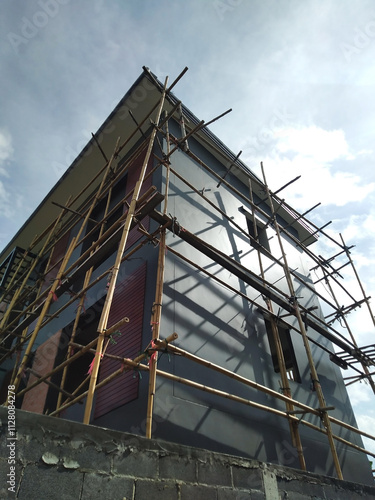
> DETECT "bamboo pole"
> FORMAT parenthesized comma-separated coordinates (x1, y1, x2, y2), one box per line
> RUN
(260, 162, 343, 480)
(82, 79, 169, 425)
(146, 229, 166, 438)
(321, 266, 375, 395)
(56, 183, 116, 411)
(249, 178, 306, 470)
(144, 106, 172, 438)
(162, 111, 171, 216)
(10, 236, 77, 396)
(340, 233, 375, 329)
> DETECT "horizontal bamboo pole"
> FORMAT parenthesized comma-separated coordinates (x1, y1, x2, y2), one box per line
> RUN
(47, 332, 374, 459)
(48, 333, 178, 416)
(158, 342, 375, 444)
(154, 367, 375, 459)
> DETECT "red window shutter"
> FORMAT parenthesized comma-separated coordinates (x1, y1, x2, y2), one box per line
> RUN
(125, 144, 153, 249)
(94, 262, 147, 419)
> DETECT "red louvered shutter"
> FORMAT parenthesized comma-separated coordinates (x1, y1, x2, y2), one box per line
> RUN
(94, 262, 147, 419)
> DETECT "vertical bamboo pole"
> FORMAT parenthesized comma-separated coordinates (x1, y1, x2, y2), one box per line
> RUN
(145, 106, 172, 438)
(10, 236, 77, 396)
(83, 79, 169, 425)
(162, 110, 171, 216)
(340, 233, 375, 329)
(260, 162, 343, 479)
(249, 179, 306, 470)
(56, 187, 116, 411)
(321, 261, 375, 395)
(146, 229, 166, 438)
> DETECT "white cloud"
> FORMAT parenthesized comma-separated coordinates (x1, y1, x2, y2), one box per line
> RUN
(355, 411, 375, 456)
(0, 129, 13, 177)
(246, 125, 375, 210)
(0, 181, 12, 218)
(347, 382, 373, 407)
(275, 126, 351, 163)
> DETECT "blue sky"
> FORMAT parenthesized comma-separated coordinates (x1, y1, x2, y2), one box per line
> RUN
(1, 0, 374, 459)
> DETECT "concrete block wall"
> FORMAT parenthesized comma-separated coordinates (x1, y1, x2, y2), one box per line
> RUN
(0, 407, 374, 499)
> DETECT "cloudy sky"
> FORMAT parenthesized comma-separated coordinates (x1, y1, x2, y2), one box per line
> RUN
(1, 0, 374, 460)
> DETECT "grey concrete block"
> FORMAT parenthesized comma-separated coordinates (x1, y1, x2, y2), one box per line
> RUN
(249, 491, 264, 500)
(280, 492, 313, 500)
(113, 449, 158, 478)
(58, 443, 111, 473)
(232, 466, 263, 490)
(17, 464, 83, 500)
(180, 483, 218, 500)
(277, 478, 325, 499)
(81, 472, 134, 500)
(198, 460, 232, 486)
(17, 435, 50, 464)
(217, 487, 252, 499)
(135, 479, 178, 500)
(323, 484, 365, 500)
(159, 453, 196, 482)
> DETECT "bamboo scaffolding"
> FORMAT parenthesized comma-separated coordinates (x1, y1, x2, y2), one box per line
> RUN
(249, 178, 306, 471)
(320, 266, 375, 394)
(260, 162, 343, 480)
(144, 107, 172, 439)
(56, 178, 117, 411)
(64, 335, 375, 459)
(340, 233, 375, 329)
(154, 339, 375, 445)
(1, 69, 374, 481)
(0, 164, 161, 355)
(10, 137, 121, 397)
(1, 225, 161, 370)
(82, 79, 169, 425)
(153, 367, 375, 459)
(9, 236, 77, 396)
(154, 129, 360, 335)
(174, 146, 365, 355)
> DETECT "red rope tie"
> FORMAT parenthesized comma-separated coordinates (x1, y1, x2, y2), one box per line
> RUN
(87, 353, 104, 375)
(150, 321, 159, 332)
(148, 340, 157, 366)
